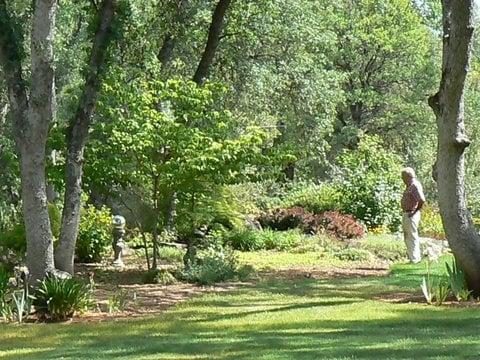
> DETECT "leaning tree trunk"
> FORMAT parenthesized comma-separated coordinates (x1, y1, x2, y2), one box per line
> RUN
(429, 0, 480, 294)
(157, 0, 189, 70)
(56, 0, 116, 274)
(192, 0, 232, 85)
(162, 0, 232, 235)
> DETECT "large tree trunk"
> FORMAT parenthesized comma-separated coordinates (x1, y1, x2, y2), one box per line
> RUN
(192, 0, 232, 85)
(429, 0, 480, 294)
(0, 0, 58, 281)
(24, 0, 58, 281)
(1, 0, 59, 281)
(56, 0, 116, 274)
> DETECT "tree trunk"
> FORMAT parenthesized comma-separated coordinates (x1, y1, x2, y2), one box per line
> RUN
(25, 0, 58, 282)
(192, 0, 232, 85)
(56, 0, 116, 274)
(0, 0, 58, 281)
(19, 143, 55, 281)
(157, 0, 189, 70)
(429, 0, 480, 294)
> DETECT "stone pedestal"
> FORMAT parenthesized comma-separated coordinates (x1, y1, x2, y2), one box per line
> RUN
(112, 215, 126, 267)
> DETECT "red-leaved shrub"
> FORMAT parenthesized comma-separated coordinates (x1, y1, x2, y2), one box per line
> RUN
(315, 211, 365, 239)
(258, 207, 316, 231)
(258, 207, 365, 240)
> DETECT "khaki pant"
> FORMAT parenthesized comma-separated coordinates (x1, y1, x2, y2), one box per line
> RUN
(402, 212, 421, 263)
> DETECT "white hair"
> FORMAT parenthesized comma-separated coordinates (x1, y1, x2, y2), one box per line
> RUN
(401, 167, 416, 178)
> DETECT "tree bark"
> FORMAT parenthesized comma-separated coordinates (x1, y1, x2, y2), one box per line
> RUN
(192, 0, 232, 85)
(157, 0, 189, 70)
(429, 0, 480, 294)
(55, 0, 116, 274)
(0, 0, 58, 282)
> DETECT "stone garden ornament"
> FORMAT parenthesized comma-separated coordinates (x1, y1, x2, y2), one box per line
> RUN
(112, 215, 126, 267)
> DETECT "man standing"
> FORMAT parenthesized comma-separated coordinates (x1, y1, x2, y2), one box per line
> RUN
(401, 167, 425, 263)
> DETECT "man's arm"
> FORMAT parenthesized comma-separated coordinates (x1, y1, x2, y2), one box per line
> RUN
(409, 181, 425, 216)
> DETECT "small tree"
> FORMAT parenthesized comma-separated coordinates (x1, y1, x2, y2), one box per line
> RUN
(87, 78, 270, 269)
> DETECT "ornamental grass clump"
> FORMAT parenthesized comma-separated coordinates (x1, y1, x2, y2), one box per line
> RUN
(35, 276, 93, 321)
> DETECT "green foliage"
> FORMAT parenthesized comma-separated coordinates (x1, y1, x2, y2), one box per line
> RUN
(87, 78, 271, 239)
(181, 247, 238, 285)
(76, 204, 112, 263)
(0, 203, 63, 256)
(334, 247, 373, 262)
(281, 182, 341, 214)
(48, 203, 62, 239)
(107, 289, 130, 313)
(226, 229, 265, 251)
(35, 276, 93, 321)
(226, 229, 302, 252)
(157, 246, 185, 264)
(419, 204, 444, 239)
(359, 236, 406, 262)
(445, 259, 470, 302)
(334, 135, 403, 230)
(0, 268, 9, 319)
(0, 222, 26, 254)
(143, 268, 177, 285)
(432, 281, 450, 306)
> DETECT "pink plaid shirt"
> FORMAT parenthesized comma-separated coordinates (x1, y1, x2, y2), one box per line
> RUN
(401, 179, 425, 213)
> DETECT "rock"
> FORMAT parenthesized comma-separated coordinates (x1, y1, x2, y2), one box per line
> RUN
(420, 237, 450, 261)
(245, 216, 262, 231)
(48, 269, 72, 280)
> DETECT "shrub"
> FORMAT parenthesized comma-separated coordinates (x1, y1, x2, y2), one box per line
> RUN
(107, 289, 129, 313)
(181, 247, 238, 285)
(226, 229, 266, 251)
(157, 246, 185, 264)
(334, 247, 374, 262)
(0, 268, 9, 319)
(281, 182, 341, 213)
(143, 268, 177, 285)
(359, 236, 406, 262)
(0, 203, 61, 256)
(258, 207, 316, 232)
(35, 276, 93, 321)
(419, 204, 445, 239)
(262, 229, 303, 250)
(76, 204, 112, 263)
(0, 222, 26, 254)
(226, 228, 303, 251)
(316, 211, 366, 240)
(334, 135, 402, 231)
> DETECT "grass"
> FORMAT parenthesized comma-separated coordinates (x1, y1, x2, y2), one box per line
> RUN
(2, 256, 480, 359)
(237, 250, 347, 270)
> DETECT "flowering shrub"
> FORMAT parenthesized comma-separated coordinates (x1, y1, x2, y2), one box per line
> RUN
(419, 204, 445, 239)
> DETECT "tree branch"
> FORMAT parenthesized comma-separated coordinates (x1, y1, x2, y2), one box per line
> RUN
(0, 0, 28, 142)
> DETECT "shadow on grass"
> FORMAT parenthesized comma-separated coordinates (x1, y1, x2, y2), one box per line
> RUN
(2, 305, 480, 360)
(3, 254, 477, 360)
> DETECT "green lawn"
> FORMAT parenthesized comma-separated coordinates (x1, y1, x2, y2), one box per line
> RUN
(2, 257, 480, 360)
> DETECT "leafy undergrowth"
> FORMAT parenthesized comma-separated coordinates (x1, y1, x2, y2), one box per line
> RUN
(3, 255, 480, 360)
